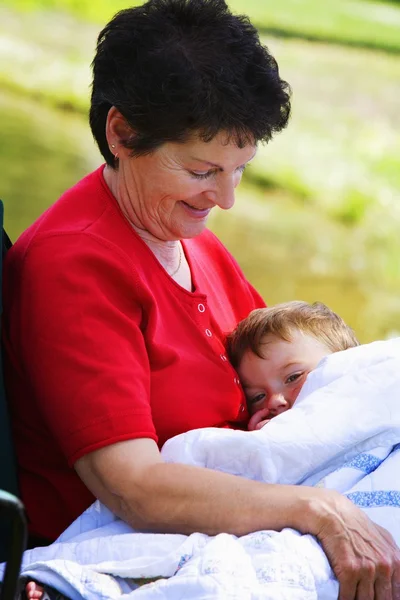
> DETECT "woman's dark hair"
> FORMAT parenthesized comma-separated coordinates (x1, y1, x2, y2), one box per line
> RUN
(90, 0, 291, 167)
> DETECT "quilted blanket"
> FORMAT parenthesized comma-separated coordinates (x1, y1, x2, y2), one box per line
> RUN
(2, 338, 400, 599)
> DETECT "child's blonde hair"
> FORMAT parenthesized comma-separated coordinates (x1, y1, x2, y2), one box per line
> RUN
(227, 301, 359, 368)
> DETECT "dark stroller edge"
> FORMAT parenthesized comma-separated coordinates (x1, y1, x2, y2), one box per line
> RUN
(0, 490, 27, 600)
(0, 203, 71, 599)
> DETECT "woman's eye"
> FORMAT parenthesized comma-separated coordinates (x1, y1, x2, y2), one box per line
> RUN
(249, 393, 265, 405)
(286, 373, 303, 384)
(189, 170, 213, 180)
(190, 165, 246, 180)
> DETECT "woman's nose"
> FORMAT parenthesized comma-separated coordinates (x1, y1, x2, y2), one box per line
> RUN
(216, 176, 236, 210)
(267, 393, 289, 416)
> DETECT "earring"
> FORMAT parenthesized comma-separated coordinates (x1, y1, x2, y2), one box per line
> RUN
(110, 144, 119, 160)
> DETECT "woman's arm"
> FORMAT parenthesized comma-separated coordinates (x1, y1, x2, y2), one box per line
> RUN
(75, 437, 400, 600)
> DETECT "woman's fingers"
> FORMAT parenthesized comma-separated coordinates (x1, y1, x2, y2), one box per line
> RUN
(355, 576, 375, 600)
(393, 565, 400, 600)
(374, 524, 400, 600)
(374, 575, 395, 600)
(313, 492, 400, 600)
(335, 548, 396, 600)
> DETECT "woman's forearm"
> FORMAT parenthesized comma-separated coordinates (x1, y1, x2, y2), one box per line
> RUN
(118, 460, 321, 535)
(76, 437, 328, 536)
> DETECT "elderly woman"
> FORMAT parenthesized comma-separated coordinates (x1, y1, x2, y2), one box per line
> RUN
(3, 1, 400, 599)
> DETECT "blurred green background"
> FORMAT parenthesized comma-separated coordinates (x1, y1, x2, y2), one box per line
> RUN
(1, 0, 400, 342)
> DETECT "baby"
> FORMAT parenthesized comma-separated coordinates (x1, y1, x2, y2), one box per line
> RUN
(227, 300, 359, 431)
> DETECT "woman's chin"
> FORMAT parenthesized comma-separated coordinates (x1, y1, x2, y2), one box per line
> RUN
(176, 220, 209, 240)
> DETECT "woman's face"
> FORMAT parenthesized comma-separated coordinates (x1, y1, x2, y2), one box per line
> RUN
(114, 131, 257, 241)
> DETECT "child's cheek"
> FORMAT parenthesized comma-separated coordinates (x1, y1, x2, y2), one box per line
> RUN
(291, 381, 305, 405)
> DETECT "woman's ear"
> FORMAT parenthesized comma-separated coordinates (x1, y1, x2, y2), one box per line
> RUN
(105, 107, 134, 156)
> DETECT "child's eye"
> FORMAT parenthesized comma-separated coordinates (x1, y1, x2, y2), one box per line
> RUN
(285, 373, 303, 384)
(249, 393, 265, 405)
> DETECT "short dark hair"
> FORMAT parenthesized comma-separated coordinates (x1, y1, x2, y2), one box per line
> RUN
(89, 0, 291, 167)
(227, 301, 360, 368)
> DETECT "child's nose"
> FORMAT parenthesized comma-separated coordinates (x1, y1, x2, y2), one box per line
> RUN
(267, 393, 289, 416)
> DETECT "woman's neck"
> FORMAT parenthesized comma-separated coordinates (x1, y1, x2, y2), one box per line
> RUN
(103, 164, 191, 286)
(104, 164, 181, 275)
(131, 223, 181, 276)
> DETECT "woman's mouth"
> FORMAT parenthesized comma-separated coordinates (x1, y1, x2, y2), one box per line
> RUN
(180, 201, 212, 219)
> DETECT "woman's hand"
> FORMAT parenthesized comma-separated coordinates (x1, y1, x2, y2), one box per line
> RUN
(305, 489, 400, 600)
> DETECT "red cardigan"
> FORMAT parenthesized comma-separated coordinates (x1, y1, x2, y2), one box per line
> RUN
(3, 165, 265, 540)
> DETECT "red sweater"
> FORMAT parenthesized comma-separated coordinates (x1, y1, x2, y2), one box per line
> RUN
(3, 166, 265, 540)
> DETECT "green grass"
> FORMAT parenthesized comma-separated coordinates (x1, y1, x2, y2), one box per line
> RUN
(0, 7, 96, 113)
(4, 0, 400, 53)
(230, 0, 400, 53)
(211, 181, 400, 341)
(0, 90, 98, 237)
(248, 37, 400, 225)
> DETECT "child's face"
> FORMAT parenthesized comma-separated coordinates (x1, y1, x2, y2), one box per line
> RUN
(237, 330, 332, 431)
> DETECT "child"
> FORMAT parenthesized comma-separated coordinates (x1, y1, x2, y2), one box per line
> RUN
(226, 300, 359, 431)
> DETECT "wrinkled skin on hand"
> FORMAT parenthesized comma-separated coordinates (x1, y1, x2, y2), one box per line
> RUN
(312, 491, 400, 600)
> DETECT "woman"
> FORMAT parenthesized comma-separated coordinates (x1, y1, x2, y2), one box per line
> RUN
(3, 1, 400, 599)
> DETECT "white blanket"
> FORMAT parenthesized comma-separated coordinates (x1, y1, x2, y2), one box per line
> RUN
(2, 339, 400, 600)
